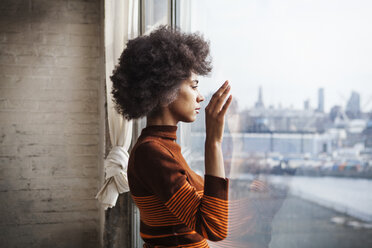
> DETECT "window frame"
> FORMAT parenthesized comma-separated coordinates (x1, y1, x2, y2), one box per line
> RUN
(130, 1, 180, 247)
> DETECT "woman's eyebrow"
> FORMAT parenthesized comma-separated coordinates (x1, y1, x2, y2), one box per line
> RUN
(191, 79, 199, 84)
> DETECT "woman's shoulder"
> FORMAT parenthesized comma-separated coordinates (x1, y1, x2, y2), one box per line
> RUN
(133, 135, 181, 158)
(129, 137, 186, 180)
(134, 137, 173, 156)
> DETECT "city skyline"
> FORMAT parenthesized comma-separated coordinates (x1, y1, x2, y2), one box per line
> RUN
(237, 86, 368, 113)
(189, 0, 372, 113)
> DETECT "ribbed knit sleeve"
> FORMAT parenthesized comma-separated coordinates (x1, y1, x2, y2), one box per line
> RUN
(134, 141, 229, 241)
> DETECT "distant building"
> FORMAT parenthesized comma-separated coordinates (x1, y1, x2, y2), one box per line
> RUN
(363, 119, 372, 148)
(244, 107, 328, 133)
(191, 131, 334, 156)
(317, 88, 324, 113)
(345, 119, 367, 147)
(330, 105, 342, 122)
(346, 91, 361, 119)
(254, 86, 264, 109)
(329, 105, 349, 128)
(304, 99, 310, 110)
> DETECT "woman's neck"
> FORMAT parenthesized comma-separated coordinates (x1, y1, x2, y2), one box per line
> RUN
(146, 109, 178, 127)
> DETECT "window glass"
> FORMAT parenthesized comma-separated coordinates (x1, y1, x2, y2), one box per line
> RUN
(132, 1, 171, 247)
(143, 0, 170, 33)
(179, 0, 372, 247)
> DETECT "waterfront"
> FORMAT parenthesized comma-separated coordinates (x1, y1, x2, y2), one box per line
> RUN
(208, 175, 372, 248)
(270, 195, 372, 248)
(265, 175, 372, 222)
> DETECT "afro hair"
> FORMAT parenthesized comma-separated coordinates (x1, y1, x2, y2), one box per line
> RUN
(110, 25, 212, 120)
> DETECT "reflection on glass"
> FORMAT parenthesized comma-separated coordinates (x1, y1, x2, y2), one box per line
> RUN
(180, 0, 372, 247)
(144, 0, 169, 33)
(134, 1, 170, 247)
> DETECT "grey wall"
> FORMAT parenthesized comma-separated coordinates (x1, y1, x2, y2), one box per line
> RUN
(0, 0, 105, 247)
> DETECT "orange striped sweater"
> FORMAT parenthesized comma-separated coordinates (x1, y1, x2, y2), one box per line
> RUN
(128, 125, 229, 247)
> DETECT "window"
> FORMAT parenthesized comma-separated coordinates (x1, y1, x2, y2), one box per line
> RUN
(131, 0, 372, 247)
(142, 0, 170, 34)
(131, 1, 172, 247)
(177, 0, 372, 247)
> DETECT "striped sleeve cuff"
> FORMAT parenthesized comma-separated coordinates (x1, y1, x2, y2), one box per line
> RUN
(204, 174, 229, 200)
(164, 182, 201, 229)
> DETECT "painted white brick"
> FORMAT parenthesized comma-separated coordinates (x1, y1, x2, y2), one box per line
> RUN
(0, 188, 98, 201)
(0, 99, 7, 108)
(63, 123, 99, 134)
(0, 221, 98, 248)
(0, 44, 99, 57)
(29, 177, 98, 190)
(4, 99, 39, 111)
(69, 23, 100, 35)
(45, 77, 99, 90)
(31, 22, 70, 34)
(0, 0, 103, 246)
(0, 88, 97, 101)
(18, 210, 99, 225)
(67, 1, 99, 12)
(0, 163, 31, 180)
(0, 0, 30, 12)
(0, 178, 31, 191)
(0, 76, 49, 89)
(69, 34, 101, 46)
(31, 0, 68, 12)
(0, 133, 64, 145)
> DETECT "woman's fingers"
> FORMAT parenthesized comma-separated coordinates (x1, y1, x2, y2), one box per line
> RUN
(216, 80, 229, 95)
(207, 80, 231, 113)
(213, 84, 231, 114)
(204, 81, 232, 143)
(219, 94, 233, 117)
(208, 81, 228, 107)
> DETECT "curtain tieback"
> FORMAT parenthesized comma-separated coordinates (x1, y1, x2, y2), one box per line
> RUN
(95, 146, 130, 210)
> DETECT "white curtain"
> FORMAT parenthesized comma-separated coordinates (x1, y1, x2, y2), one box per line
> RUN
(95, 0, 139, 210)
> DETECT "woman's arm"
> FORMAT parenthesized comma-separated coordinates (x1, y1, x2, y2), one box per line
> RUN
(205, 80, 232, 178)
(134, 141, 229, 241)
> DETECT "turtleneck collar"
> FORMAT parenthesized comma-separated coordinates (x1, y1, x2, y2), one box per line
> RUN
(140, 125, 178, 140)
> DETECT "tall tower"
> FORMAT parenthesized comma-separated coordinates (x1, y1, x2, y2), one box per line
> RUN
(346, 91, 361, 119)
(255, 86, 264, 108)
(317, 88, 324, 113)
(304, 99, 310, 110)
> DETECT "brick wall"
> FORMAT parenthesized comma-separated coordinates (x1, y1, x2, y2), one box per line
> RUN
(0, 0, 104, 247)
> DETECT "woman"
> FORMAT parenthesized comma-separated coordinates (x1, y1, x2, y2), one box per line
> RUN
(111, 25, 232, 247)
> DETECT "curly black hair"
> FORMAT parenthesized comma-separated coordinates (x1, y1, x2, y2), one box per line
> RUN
(110, 25, 212, 120)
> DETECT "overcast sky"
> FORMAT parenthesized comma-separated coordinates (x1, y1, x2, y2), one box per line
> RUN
(189, 0, 372, 113)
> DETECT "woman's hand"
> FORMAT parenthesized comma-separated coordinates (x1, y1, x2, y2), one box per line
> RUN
(205, 80, 232, 144)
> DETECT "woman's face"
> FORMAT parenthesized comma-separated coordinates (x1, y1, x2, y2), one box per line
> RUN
(167, 73, 205, 123)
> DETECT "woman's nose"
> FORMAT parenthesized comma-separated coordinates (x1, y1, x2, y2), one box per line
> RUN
(197, 93, 204, 102)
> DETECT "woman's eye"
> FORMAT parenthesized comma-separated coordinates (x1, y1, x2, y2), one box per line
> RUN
(192, 85, 198, 89)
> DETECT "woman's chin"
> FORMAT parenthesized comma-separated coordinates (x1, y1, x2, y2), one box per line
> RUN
(181, 116, 196, 123)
